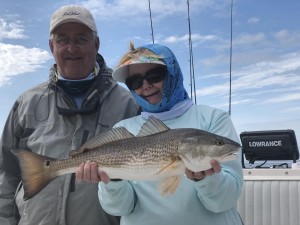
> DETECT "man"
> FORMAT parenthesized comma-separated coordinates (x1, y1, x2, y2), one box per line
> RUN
(0, 5, 138, 225)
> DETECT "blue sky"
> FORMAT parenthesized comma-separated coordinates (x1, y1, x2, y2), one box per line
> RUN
(1, 0, 300, 147)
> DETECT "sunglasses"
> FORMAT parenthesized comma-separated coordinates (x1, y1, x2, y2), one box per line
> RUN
(125, 67, 167, 90)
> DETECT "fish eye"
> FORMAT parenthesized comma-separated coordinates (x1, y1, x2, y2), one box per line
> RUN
(216, 140, 224, 146)
(45, 160, 51, 166)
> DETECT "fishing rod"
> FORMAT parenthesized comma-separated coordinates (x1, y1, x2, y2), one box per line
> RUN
(148, 0, 155, 44)
(147, 0, 197, 104)
(228, 0, 233, 116)
(187, 0, 197, 105)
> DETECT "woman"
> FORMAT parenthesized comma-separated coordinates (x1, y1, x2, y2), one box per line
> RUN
(76, 43, 244, 225)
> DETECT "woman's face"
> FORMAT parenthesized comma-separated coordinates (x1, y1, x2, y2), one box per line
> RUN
(126, 64, 165, 104)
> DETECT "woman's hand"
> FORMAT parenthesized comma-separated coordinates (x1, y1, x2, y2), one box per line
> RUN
(185, 159, 221, 181)
(76, 160, 110, 184)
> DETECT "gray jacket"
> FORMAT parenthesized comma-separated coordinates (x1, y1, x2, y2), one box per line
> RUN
(0, 56, 139, 225)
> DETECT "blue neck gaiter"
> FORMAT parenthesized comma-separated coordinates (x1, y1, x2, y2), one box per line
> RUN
(131, 44, 189, 113)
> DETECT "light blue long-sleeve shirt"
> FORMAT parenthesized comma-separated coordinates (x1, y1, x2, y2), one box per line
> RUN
(98, 105, 244, 225)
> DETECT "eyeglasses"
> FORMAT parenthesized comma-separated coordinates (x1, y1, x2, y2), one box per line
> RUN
(52, 35, 93, 46)
(125, 67, 167, 90)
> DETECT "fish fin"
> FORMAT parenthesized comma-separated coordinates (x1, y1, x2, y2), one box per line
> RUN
(77, 127, 134, 153)
(12, 150, 57, 200)
(155, 159, 184, 194)
(155, 158, 182, 175)
(137, 116, 170, 137)
(69, 147, 89, 157)
(158, 176, 181, 195)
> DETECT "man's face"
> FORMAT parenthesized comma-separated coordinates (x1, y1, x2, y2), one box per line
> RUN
(49, 22, 99, 80)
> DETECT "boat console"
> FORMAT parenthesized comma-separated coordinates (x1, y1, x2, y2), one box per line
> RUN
(240, 129, 299, 168)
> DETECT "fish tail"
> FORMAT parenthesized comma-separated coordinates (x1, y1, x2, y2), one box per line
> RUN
(13, 150, 57, 200)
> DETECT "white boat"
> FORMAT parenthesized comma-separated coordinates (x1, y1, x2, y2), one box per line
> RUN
(238, 129, 299, 225)
(238, 168, 300, 225)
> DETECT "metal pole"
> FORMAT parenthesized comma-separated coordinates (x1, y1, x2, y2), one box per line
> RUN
(187, 0, 197, 105)
(148, 0, 155, 44)
(228, 0, 233, 115)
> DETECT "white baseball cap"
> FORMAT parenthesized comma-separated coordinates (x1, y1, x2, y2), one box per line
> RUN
(50, 5, 97, 34)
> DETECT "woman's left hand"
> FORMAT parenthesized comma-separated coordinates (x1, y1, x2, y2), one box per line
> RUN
(185, 159, 221, 181)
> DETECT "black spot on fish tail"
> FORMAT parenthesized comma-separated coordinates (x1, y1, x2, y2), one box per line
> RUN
(12, 150, 58, 200)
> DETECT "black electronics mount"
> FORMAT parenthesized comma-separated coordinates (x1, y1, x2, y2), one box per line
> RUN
(240, 129, 299, 168)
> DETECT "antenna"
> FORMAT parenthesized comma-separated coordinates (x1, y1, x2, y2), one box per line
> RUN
(187, 0, 197, 105)
(228, 0, 233, 115)
(148, 0, 155, 44)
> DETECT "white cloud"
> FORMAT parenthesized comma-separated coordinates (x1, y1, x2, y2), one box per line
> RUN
(81, 0, 183, 19)
(234, 32, 266, 46)
(0, 18, 26, 40)
(273, 29, 300, 46)
(162, 34, 218, 44)
(0, 43, 51, 86)
(195, 51, 300, 105)
(282, 106, 300, 113)
(80, 0, 229, 20)
(247, 17, 260, 24)
(263, 93, 300, 104)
